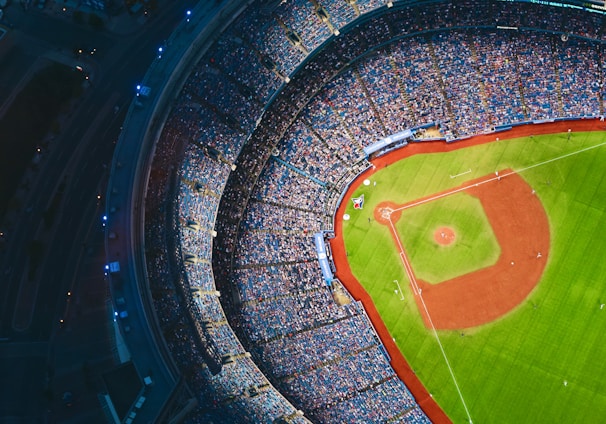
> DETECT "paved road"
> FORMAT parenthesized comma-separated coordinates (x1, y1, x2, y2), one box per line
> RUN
(0, 1, 197, 421)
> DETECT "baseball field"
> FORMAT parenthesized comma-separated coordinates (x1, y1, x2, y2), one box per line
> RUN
(333, 125, 606, 423)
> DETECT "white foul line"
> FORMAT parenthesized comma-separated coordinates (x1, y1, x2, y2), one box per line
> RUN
(388, 212, 474, 423)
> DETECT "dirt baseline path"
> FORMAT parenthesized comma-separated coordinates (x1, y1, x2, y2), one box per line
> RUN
(376, 170, 550, 329)
(329, 119, 606, 423)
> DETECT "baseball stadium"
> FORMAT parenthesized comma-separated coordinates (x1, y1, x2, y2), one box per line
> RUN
(105, 0, 606, 422)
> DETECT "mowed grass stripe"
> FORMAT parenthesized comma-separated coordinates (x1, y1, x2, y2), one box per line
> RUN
(342, 132, 606, 423)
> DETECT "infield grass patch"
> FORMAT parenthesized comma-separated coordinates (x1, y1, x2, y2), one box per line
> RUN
(395, 192, 500, 283)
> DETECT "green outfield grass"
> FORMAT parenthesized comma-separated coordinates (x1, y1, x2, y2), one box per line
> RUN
(342, 132, 606, 423)
(395, 192, 500, 283)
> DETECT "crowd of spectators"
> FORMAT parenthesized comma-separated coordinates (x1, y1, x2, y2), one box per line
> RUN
(557, 38, 602, 117)
(473, 31, 526, 125)
(235, 11, 307, 77)
(293, 27, 603, 143)
(277, 119, 361, 185)
(320, 0, 359, 31)
(137, 1, 606, 422)
(143, 129, 305, 423)
(320, 378, 427, 424)
(251, 159, 330, 213)
(280, 346, 397, 409)
(183, 64, 259, 135)
(255, 313, 378, 379)
(325, 72, 387, 145)
(433, 31, 490, 134)
(274, 0, 334, 52)
(240, 200, 325, 234)
(210, 37, 283, 104)
(515, 33, 561, 120)
(238, 288, 356, 343)
(357, 51, 415, 135)
(233, 261, 324, 303)
(300, 103, 367, 164)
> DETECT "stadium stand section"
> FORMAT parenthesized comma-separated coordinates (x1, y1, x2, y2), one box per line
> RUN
(107, 0, 606, 422)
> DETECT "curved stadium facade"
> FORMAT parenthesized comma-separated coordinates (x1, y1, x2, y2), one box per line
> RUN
(112, 0, 606, 422)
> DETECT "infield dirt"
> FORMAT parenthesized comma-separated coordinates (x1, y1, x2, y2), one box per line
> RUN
(379, 170, 550, 330)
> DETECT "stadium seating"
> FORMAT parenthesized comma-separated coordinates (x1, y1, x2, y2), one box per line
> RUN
(143, 1, 606, 422)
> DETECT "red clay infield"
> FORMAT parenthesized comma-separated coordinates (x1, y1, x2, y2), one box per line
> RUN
(329, 119, 606, 423)
(376, 170, 550, 330)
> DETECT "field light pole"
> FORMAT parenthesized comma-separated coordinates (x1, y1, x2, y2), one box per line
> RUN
(393, 280, 404, 301)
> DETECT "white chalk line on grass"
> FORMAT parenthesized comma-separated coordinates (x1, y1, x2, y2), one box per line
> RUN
(449, 168, 472, 179)
(391, 139, 606, 214)
(388, 215, 474, 423)
(389, 218, 419, 295)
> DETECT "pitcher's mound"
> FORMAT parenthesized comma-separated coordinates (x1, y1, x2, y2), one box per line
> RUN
(434, 227, 456, 246)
